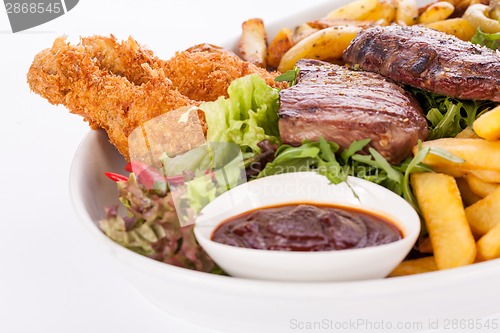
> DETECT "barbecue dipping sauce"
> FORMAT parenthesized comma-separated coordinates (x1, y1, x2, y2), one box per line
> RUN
(211, 203, 402, 251)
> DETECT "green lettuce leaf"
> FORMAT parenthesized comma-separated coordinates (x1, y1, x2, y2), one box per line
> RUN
(200, 74, 281, 156)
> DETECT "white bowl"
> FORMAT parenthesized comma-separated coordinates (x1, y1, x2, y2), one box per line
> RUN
(68, 0, 500, 330)
(194, 172, 420, 282)
(71, 130, 500, 333)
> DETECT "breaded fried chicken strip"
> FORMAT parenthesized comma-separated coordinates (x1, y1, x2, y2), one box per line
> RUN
(163, 44, 286, 102)
(79, 35, 169, 86)
(75, 38, 285, 102)
(27, 36, 286, 160)
(27, 37, 194, 160)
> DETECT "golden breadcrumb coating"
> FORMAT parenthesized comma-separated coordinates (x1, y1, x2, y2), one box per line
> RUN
(163, 43, 286, 101)
(27, 36, 286, 160)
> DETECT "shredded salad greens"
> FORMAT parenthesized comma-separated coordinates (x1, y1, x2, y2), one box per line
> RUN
(99, 73, 495, 273)
(98, 174, 221, 273)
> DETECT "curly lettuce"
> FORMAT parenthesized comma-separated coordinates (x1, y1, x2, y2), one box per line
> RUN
(199, 74, 281, 157)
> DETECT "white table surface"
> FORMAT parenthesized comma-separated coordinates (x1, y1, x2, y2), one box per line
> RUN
(0, 1, 332, 332)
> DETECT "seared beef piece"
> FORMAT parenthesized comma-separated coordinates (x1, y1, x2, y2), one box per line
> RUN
(343, 25, 500, 102)
(278, 59, 428, 164)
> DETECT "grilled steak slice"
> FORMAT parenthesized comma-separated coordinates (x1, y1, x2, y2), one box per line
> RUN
(278, 59, 428, 164)
(343, 25, 500, 102)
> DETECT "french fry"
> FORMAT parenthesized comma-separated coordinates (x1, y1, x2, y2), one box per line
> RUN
(476, 222, 500, 261)
(411, 173, 476, 269)
(466, 174, 499, 198)
(291, 23, 319, 44)
(418, 1, 455, 24)
(278, 25, 362, 72)
(325, 0, 381, 20)
(469, 169, 500, 183)
(465, 186, 500, 236)
(388, 256, 438, 277)
(473, 105, 500, 141)
(415, 138, 500, 176)
(266, 28, 293, 69)
(395, 0, 419, 25)
(455, 126, 480, 139)
(425, 18, 476, 40)
(239, 18, 268, 68)
(455, 177, 482, 206)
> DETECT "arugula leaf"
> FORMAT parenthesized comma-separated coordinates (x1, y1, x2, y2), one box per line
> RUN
(471, 27, 500, 50)
(411, 88, 496, 139)
(427, 99, 463, 139)
(274, 67, 300, 86)
(368, 148, 403, 185)
(257, 143, 321, 178)
(340, 138, 371, 163)
(257, 139, 346, 184)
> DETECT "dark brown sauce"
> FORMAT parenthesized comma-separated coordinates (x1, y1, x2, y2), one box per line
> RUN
(211, 203, 402, 251)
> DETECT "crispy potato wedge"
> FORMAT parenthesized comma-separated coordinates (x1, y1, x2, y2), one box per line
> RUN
(239, 18, 268, 68)
(465, 186, 500, 236)
(364, 0, 397, 22)
(418, 1, 455, 24)
(325, 0, 381, 20)
(466, 174, 499, 198)
(476, 222, 500, 261)
(308, 18, 385, 29)
(473, 105, 500, 141)
(455, 177, 482, 206)
(388, 256, 438, 277)
(266, 28, 293, 69)
(395, 0, 419, 25)
(278, 25, 362, 72)
(291, 23, 319, 44)
(411, 173, 476, 269)
(415, 138, 500, 176)
(425, 18, 476, 40)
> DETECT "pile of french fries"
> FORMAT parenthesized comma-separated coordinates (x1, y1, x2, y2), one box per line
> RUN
(390, 105, 500, 277)
(239, 0, 499, 72)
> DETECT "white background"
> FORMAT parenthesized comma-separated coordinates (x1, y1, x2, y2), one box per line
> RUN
(0, 1, 331, 332)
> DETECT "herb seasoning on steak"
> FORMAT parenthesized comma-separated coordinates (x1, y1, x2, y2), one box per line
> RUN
(343, 25, 500, 102)
(278, 59, 428, 164)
